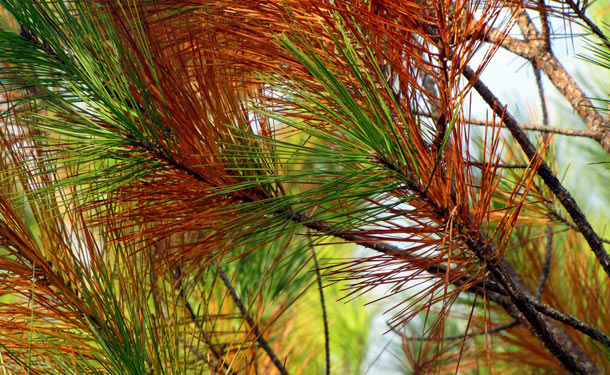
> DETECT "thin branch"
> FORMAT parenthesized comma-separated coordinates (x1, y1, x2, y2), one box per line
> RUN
(550, 209, 610, 244)
(401, 320, 519, 342)
(174, 267, 238, 375)
(415, 110, 601, 139)
(214, 261, 291, 375)
(482, 287, 602, 375)
(525, 291, 610, 348)
(537, 0, 551, 50)
(464, 65, 610, 281)
(532, 26, 552, 300)
(308, 234, 330, 375)
(535, 226, 553, 298)
(469, 161, 529, 169)
(482, 282, 610, 348)
(533, 66, 549, 129)
(473, 119, 599, 138)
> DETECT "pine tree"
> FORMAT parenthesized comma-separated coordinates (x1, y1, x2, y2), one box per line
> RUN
(0, 1, 609, 374)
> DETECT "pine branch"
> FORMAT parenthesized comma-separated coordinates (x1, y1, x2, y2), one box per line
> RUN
(5, 4, 608, 373)
(464, 65, 610, 281)
(482, 286, 601, 375)
(463, 238, 590, 374)
(460, 275, 601, 347)
(121, 131, 609, 360)
(371, 154, 595, 374)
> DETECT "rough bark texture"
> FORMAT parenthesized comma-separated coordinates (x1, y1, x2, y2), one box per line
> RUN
(484, 12, 610, 152)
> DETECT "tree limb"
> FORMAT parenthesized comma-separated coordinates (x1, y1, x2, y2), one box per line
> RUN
(483, 20, 610, 151)
(127, 131, 608, 365)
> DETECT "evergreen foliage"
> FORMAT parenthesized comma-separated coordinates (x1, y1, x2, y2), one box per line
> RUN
(0, 1, 609, 374)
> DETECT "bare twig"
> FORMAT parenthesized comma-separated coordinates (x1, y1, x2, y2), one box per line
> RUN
(415, 110, 601, 139)
(469, 161, 529, 169)
(537, 0, 551, 50)
(525, 292, 610, 348)
(533, 66, 549, 129)
(307, 233, 330, 375)
(532, 26, 552, 300)
(550, 209, 610, 244)
(473, 119, 599, 138)
(214, 261, 291, 375)
(481, 281, 610, 348)
(535, 226, 553, 298)
(173, 267, 238, 375)
(401, 320, 519, 342)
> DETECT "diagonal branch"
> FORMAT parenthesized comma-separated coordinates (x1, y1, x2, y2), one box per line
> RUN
(550, 209, 610, 245)
(127, 134, 609, 357)
(563, 0, 610, 52)
(464, 65, 610, 281)
(214, 261, 290, 375)
(173, 267, 239, 375)
(307, 234, 330, 375)
(537, 0, 551, 50)
(463, 236, 591, 374)
(481, 286, 602, 375)
(371, 155, 595, 374)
